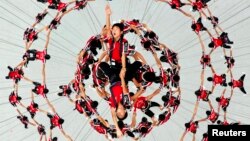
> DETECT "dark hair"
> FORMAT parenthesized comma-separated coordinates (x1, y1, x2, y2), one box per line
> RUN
(203, 133, 208, 138)
(173, 74, 180, 82)
(208, 42, 214, 48)
(194, 121, 198, 125)
(216, 97, 221, 102)
(18, 70, 24, 75)
(143, 72, 156, 82)
(148, 31, 156, 39)
(33, 34, 38, 40)
(175, 99, 180, 105)
(161, 95, 169, 102)
(185, 123, 190, 128)
(47, 113, 53, 118)
(84, 75, 89, 80)
(140, 127, 148, 133)
(90, 47, 98, 56)
(228, 82, 233, 86)
(221, 74, 226, 78)
(191, 24, 196, 30)
(99, 62, 110, 72)
(171, 4, 177, 9)
(45, 54, 50, 60)
(117, 111, 128, 121)
(129, 92, 135, 97)
(222, 83, 227, 87)
(160, 56, 168, 63)
(143, 40, 152, 49)
(230, 58, 235, 64)
(154, 76, 162, 84)
(23, 116, 28, 121)
(217, 120, 222, 125)
(58, 118, 64, 124)
(118, 120, 124, 129)
(91, 101, 98, 109)
(33, 103, 38, 108)
(207, 77, 213, 81)
(93, 119, 100, 124)
(65, 89, 72, 94)
(195, 90, 201, 96)
(58, 93, 63, 96)
(142, 117, 148, 123)
(17, 96, 22, 101)
(203, 57, 209, 63)
(192, 5, 198, 11)
(206, 111, 211, 115)
(52, 137, 58, 141)
(159, 114, 165, 121)
(43, 88, 49, 94)
(112, 23, 124, 31)
(82, 66, 91, 75)
(132, 61, 142, 71)
(61, 8, 67, 13)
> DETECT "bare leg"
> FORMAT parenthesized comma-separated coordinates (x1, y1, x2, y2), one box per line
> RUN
(180, 131, 187, 141)
(197, 118, 207, 123)
(192, 133, 196, 141)
(60, 128, 73, 141)
(198, 33, 205, 52)
(16, 60, 27, 68)
(44, 29, 52, 50)
(79, 83, 86, 98)
(42, 64, 46, 85)
(39, 134, 43, 141)
(178, 9, 194, 20)
(208, 99, 213, 111)
(23, 76, 33, 83)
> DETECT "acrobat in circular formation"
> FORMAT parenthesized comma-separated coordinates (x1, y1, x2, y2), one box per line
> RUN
(5, 0, 246, 141)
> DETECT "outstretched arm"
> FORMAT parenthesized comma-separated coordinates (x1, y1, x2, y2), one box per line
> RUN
(210, 65, 216, 74)
(146, 88, 161, 101)
(111, 108, 123, 138)
(208, 99, 214, 111)
(221, 88, 226, 97)
(130, 112, 137, 128)
(201, 69, 205, 86)
(44, 29, 51, 50)
(120, 69, 129, 94)
(131, 88, 145, 101)
(191, 101, 199, 121)
(155, 0, 169, 3)
(98, 51, 108, 63)
(153, 52, 163, 68)
(133, 51, 147, 65)
(105, 4, 112, 38)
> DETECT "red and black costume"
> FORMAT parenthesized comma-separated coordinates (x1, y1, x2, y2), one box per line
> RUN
(32, 82, 49, 98)
(6, 66, 24, 84)
(9, 91, 22, 107)
(27, 101, 39, 118)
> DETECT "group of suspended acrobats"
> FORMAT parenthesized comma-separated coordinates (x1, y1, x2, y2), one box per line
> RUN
(6, 0, 247, 141)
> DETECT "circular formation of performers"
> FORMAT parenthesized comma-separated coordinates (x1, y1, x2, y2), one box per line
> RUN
(6, 0, 246, 141)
